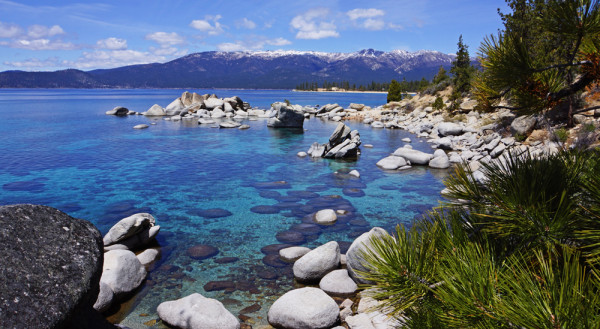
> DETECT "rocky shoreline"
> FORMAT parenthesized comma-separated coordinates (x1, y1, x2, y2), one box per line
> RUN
(8, 89, 597, 329)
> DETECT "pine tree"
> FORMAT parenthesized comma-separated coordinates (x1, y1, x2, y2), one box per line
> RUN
(432, 66, 449, 85)
(387, 79, 402, 102)
(450, 35, 473, 95)
(475, 0, 600, 125)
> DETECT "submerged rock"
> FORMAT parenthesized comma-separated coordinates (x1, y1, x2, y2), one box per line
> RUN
(157, 293, 240, 329)
(314, 209, 337, 224)
(186, 244, 219, 260)
(279, 246, 312, 262)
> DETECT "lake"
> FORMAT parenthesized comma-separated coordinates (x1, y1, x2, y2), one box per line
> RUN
(0, 88, 447, 328)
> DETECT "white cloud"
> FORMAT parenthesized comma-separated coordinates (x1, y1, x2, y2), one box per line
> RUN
(217, 42, 246, 52)
(363, 18, 385, 31)
(27, 24, 64, 38)
(346, 8, 385, 20)
(1, 38, 78, 50)
(4, 57, 60, 68)
(190, 15, 224, 36)
(236, 18, 256, 30)
(96, 37, 127, 50)
(266, 37, 291, 46)
(346, 8, 388, 30)
(67, 49, 166, 69)
(145, 32, 186, 46)
(0, 21, 23, 38)
(216, 37, 292, 52)
(150, 46, 188, 57)
(290, 8, 339, 40)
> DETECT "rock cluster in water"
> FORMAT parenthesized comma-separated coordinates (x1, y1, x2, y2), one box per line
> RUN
(267, 102, 305, 128)
(265, 227, 399, 329)
(307, 122, 361, 158)
(94, 213, 161, 313)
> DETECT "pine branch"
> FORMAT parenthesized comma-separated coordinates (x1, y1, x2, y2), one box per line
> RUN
(574, 105, 600, 114)
(548, 71, 596, 101)
(533, 60, 592, 73)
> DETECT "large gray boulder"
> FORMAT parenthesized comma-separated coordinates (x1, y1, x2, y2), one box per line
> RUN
(100, 249, 146, 297)
(376, 156, 408, 170)
(307, 142, 326, 158)
(429, 151, 451, 169)
(293, 241, 340, 282)
(105, 106, 129, 116)
(103, 213, 158, 250)
(511, 115, 537, 136)
(157, 293, 240, 329)
(346, 227, 390, 283)
(0, 204, 114, 329)
(204, 98, 225, 110)
(437, 122, 464, 136)
(329, 123, 352, 146)
(165, 98, 185, 115)
(392, 147, 433, 165)
(268, 287, 339, 329)
(267, 103, 305, 128)
(319, 269, 358, 296)
(325, 139, 360, 158)
(318, 124, 361, 159)
(145, 104, 166, 116)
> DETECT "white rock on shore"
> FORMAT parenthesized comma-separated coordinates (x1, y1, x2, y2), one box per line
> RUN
(157, 293, 240, 329)
(268, 287, 339, 329)
(293, 241, 340, 282)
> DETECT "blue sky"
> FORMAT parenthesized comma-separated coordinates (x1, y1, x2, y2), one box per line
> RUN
(0, 0, 509, 71)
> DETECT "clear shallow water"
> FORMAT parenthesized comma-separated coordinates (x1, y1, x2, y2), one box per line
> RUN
(0, 89, 447, 328)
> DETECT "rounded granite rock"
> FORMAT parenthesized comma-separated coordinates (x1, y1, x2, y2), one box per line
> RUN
(293, 241, 340, 282)
(319, 269, 358, 296)
(100, 249, 147, 297)
(267, 287, 339, 329)
(0, 204, 108, 328)
(157, 293, 240, 329)
(346, 227, 389, 284)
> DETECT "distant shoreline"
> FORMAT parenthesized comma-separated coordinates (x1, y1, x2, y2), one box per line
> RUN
(292, 89, 388, 94)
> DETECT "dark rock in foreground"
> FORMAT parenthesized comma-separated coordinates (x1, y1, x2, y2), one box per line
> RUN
(0, 204, 115, 329)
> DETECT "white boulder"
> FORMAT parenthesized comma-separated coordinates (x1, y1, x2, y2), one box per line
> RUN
(268, 287, 339, 329)
(157, 293, 240, 329)
(293, 241, 340, 282)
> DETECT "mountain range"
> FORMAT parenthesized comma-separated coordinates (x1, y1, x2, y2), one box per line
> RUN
(0, 49, 457, 89)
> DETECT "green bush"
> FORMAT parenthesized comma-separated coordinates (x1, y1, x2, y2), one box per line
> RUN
(554, 128, 569, 142)
(359, 150, 600, 328)
(432, 97, 445, 111)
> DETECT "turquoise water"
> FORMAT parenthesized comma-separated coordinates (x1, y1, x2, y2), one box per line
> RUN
(0, 89, 447, 328)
